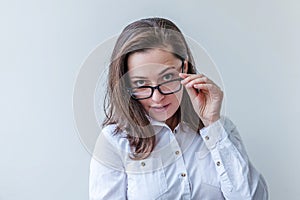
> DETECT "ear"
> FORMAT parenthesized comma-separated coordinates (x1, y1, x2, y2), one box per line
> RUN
(183, 58, 189, 73)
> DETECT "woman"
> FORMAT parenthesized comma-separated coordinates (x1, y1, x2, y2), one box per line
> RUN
(89, 17, 268, 200)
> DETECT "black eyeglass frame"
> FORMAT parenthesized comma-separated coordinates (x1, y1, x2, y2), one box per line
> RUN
(127, 59, 185, 100)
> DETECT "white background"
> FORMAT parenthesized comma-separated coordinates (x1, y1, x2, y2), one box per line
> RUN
(1, 0, 299, 199)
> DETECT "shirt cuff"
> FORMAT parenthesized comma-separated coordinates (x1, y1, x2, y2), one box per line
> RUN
(199, 117, 228, 150)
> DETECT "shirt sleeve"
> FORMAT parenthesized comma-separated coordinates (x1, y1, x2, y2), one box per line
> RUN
(199, 116, 269, 200)
(89, 127, 128, 200)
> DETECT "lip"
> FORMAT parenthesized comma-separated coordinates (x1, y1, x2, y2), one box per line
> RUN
(150, 103, 171, 112)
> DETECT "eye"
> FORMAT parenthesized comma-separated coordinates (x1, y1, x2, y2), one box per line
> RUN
(133, 80, 146, 87)
(162, 73, 174, 81)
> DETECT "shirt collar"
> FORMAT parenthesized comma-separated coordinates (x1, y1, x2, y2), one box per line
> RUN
(146, 114, 186, 134)
(146, 114, 170, 127)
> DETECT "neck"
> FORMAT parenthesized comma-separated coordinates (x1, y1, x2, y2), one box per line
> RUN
(166, 110, 180, 131)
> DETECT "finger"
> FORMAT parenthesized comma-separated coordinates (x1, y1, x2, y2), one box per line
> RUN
(194, 83, 223, 97)
(184, 77, 212, 88)
(193, 83, 213, 91)
(180, 74, 208, 84)
(179, 73, 204, 83)
(179, 73, 189, 79)
(179, 73, 202, 79)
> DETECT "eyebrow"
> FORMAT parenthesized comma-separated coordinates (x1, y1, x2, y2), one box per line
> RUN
(159, 66, 175, 75)
(130, 66, 176, 79)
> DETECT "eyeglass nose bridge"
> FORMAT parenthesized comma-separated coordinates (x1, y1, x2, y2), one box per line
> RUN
(149, 84, 165, 97)
(147, 58, 185, 96)
(149, 79, 182, 97)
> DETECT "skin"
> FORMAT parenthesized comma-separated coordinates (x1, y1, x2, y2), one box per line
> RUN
(127, 48, 223, 130)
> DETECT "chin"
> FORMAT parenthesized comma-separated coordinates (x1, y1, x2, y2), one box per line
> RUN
(150, 115, 169, 122)
(149, 111, 177, 122)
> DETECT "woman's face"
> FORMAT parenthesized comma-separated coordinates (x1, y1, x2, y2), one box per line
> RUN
(127, 49, 186, 122)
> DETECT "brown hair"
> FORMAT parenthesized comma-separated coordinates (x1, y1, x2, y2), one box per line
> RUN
(103, 17, 204, 160)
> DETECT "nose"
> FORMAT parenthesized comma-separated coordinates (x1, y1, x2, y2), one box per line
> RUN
(151, 88, 165, 102)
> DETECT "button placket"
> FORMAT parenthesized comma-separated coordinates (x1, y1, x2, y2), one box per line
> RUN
(171, 135, 187, 180)
(167, 127, 191, 197)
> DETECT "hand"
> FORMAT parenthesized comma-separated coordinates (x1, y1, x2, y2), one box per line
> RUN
(179, 73, 223, 127)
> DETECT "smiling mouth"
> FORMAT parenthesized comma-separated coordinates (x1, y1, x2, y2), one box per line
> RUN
(150, 104, 170, 112)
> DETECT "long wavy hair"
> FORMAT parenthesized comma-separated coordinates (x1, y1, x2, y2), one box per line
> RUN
(103, 17, 204, 160)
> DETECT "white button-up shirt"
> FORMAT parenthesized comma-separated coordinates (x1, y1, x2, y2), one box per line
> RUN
(89, 116, 268, 200)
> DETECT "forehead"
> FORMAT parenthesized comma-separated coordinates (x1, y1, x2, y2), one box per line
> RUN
(127, 49, 181, 77)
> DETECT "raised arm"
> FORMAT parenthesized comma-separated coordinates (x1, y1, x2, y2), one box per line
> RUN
(200, 116, 269, 200)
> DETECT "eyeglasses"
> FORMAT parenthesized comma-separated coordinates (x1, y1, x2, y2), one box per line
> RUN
(127, 60, 184, 100)
(128, 78, 183, 100)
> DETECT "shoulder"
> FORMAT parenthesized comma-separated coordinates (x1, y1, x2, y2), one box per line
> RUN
(219, 116, 237, 132)
(92, 124, 131, 170)
(218, 116, 245, 144)
(100, 124, 131, 153)
(101, 124, 126, 139)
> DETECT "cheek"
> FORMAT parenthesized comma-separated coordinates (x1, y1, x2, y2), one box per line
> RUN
(171, 90, 184, 105)
(137, 89, 184, 111)
(138, 99, 151, 110)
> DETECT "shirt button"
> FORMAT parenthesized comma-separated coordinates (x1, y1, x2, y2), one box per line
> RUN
(174, 129, 177, 134)
(216, 161, 221, 166)
(181, 173, 186, 177)
(141, 162, 146, 167)
(205, 136, 209, 140)
(175, 150, 180, 155)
